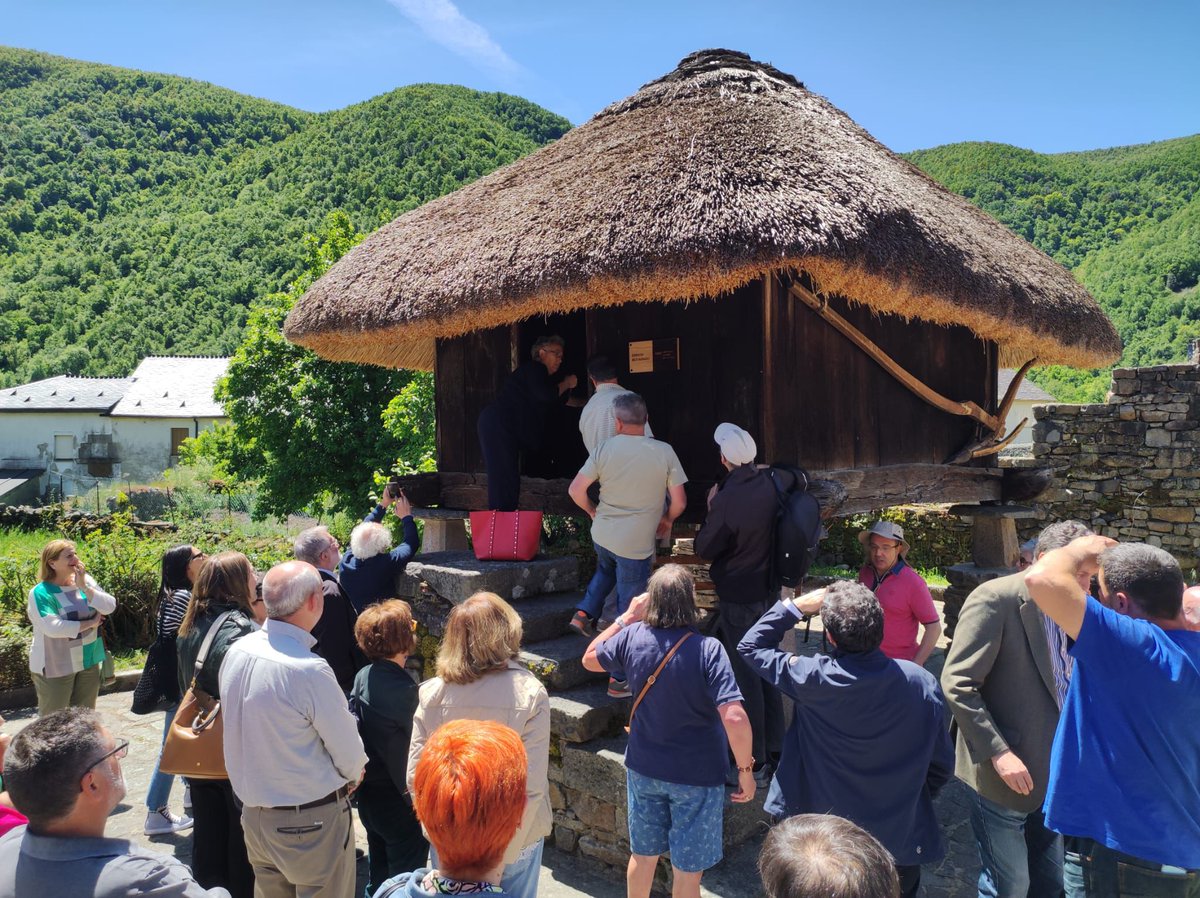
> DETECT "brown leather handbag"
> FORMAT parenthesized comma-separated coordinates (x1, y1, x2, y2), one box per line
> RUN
(158, 611, 236, 780)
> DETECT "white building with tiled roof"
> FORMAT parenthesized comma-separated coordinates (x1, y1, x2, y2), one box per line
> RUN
(0, 357, 229, 498)
(998, 368, 1056, 450)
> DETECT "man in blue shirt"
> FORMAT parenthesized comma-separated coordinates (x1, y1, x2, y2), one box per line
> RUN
(1025, 537, 1200, 896)
(738, 580, 954, 898)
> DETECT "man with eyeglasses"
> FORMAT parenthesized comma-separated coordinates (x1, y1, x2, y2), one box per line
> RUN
(0, 707, 227, 897)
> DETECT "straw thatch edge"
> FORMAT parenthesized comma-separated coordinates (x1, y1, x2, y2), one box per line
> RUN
(287, 255, 1120, 372)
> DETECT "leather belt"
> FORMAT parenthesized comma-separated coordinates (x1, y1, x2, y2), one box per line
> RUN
(268, 785, 349, 812)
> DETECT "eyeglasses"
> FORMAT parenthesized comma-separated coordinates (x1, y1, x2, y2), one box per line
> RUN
(81, 740, 129, 786)
(191, 551, 206, 561)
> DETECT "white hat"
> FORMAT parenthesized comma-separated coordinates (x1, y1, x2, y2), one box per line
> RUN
(858, 520, 911, 557)
(714, 423, 757, 466)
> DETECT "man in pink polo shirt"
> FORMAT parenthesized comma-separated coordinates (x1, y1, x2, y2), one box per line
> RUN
(856, 522, 942, 666)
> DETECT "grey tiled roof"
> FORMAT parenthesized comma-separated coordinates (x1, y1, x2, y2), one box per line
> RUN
(999, 369, 1055, 402)
(0, 376, 129, 412)
(108, 357, 230, 418)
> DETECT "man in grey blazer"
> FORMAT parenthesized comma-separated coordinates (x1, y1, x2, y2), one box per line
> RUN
(942, 520, 1092, 898)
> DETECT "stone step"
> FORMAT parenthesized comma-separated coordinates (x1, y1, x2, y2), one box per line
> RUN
(549, 682, 630, 744)
(396, 551, 578, 603)
(518, 635, 606, 691)
(516, 591, 584, 645)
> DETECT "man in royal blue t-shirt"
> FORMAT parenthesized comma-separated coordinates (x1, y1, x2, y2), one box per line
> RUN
(1025, 537, 1200, 895)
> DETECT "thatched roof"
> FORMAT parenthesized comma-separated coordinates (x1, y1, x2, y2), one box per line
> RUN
(285, 49, 1121, 371)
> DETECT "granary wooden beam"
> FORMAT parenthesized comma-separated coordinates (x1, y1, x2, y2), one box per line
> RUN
(391, 463, 1006, 523)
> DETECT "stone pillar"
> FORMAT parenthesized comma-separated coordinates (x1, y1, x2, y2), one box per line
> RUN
(943, 504, 1036, 638)
(413, 509, 471, 553)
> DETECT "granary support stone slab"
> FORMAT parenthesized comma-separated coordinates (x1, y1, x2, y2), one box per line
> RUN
(395, 551, 578, 603)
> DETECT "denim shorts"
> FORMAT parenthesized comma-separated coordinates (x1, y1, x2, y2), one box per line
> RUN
(626, 768, 724, 873)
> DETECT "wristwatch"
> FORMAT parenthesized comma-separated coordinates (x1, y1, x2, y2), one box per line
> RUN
(614, 615, 627, 630)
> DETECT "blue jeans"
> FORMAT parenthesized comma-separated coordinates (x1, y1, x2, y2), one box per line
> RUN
(1064, 837, 1200, 898)
(969, 790, 1063, 898)
(430, 839, 543, 898)
(145, 707, 178, 811)
(577, 544, 652, 620)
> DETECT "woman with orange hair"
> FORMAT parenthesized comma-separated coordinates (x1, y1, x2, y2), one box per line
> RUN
(406, 592, 550, 898)
(375, 719, 527, 898)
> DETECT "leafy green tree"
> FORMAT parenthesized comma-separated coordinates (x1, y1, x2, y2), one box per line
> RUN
(212, 212, 420, 518)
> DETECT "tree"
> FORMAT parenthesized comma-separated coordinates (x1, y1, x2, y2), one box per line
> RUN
(210, 211, 430, 518)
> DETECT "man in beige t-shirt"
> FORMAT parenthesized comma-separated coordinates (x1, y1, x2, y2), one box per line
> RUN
(568, 392, 686, 696)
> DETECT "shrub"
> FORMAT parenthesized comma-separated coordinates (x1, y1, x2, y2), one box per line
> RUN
(0, 623, 32, 691)
(78, 514, 162, 649)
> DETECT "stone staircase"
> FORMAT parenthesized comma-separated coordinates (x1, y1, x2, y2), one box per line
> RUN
(394, 550, 768, 882)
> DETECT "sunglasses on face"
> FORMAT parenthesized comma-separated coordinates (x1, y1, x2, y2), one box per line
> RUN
(80, 739, 128, 788)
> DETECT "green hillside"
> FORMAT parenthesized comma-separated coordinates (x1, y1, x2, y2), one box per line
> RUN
(907, 136, 1200, 400)
(0, 47, 569, 383)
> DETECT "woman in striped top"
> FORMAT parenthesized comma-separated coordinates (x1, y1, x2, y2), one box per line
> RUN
(142, 543, 206, 836)
(26, 539, 117, 716)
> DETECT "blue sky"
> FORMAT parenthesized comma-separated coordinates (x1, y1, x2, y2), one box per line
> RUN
(2, 0, 1197, 153)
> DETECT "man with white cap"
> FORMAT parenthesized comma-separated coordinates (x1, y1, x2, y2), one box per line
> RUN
(856, 521, 942, 665)
(695, 423, 790, 784)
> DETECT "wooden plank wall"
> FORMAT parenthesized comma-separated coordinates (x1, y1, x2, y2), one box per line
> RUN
(434, 325, 512, 473)
(588, 283, 763, 482)
(763, 273, 995, 471)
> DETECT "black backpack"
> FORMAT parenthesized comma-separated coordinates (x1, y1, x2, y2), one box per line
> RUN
(766, 464, 822, 588)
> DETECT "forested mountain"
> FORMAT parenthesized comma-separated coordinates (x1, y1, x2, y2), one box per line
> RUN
(1, 46, 1196, 402)
(0, 47, 569, 384)
(908, 136, 1200, 400)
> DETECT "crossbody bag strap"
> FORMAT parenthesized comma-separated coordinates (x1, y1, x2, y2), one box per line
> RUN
(189, 610, 237, 689)
(626, 631, 696, 731)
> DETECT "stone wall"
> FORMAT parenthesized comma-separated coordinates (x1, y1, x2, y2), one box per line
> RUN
(1030, 363, 1200, 577)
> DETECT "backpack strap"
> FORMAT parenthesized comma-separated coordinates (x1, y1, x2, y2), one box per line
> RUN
(625, 631, 696, 733)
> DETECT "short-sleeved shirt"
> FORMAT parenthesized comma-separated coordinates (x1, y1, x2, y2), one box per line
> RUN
(1044, 597, 1200, 868)
(858, 561, 939, 661)
(579, 383, 653, 455)
(595, 623, 741, 787)
(579, 434, 687, 560)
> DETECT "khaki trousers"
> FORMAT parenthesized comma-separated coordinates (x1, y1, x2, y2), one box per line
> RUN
(241, 797, 356, 898)
(32, 666, 101, 717)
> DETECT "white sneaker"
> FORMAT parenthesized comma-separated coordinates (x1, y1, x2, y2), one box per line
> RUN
(144, 807, 194, 835)
(183, 783, 192, 811)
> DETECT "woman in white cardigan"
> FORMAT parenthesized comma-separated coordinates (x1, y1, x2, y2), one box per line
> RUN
(27, 539, 117, 716)
(408, 592, 551, 898)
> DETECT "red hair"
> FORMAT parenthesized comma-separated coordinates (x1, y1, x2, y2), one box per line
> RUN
(413, 719, 527, 878)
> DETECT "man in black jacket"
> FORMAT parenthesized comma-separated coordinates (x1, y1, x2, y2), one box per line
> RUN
(695, 423, 789, 783)
(293, 525, 366, 693)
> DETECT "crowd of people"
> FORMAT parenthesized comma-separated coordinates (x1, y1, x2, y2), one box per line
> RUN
(0, 342, 1196, 898)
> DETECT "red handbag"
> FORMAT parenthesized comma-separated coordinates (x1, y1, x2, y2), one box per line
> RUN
(469, 511, 543, 561)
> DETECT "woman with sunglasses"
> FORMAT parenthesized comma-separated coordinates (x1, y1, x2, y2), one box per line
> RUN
(139, 544, 205, 837)
(476, 335, 578, 511)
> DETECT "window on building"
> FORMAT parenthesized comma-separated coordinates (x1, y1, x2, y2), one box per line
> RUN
(54, 434, 75, 461)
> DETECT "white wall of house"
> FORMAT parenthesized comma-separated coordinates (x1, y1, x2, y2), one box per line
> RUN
(109, 416, 223, 480)
(1005, 398, 1038, 449)
(0, 411, 224, 496)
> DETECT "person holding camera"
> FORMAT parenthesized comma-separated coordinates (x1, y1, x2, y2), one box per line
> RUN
(340, 484, 421, 613)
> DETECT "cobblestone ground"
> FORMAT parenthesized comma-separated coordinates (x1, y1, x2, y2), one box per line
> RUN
(3, 648, 979, 898)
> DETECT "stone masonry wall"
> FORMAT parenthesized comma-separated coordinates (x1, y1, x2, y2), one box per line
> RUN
(1030, 364, 1200, 578)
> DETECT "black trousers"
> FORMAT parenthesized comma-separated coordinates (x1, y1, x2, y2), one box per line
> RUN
(477, 406, 522, 511)
(897, 864, 921, 898)
(356, 782, 429, 895)
(188, 777, 254, 898)
(716, 599, 785, 766)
